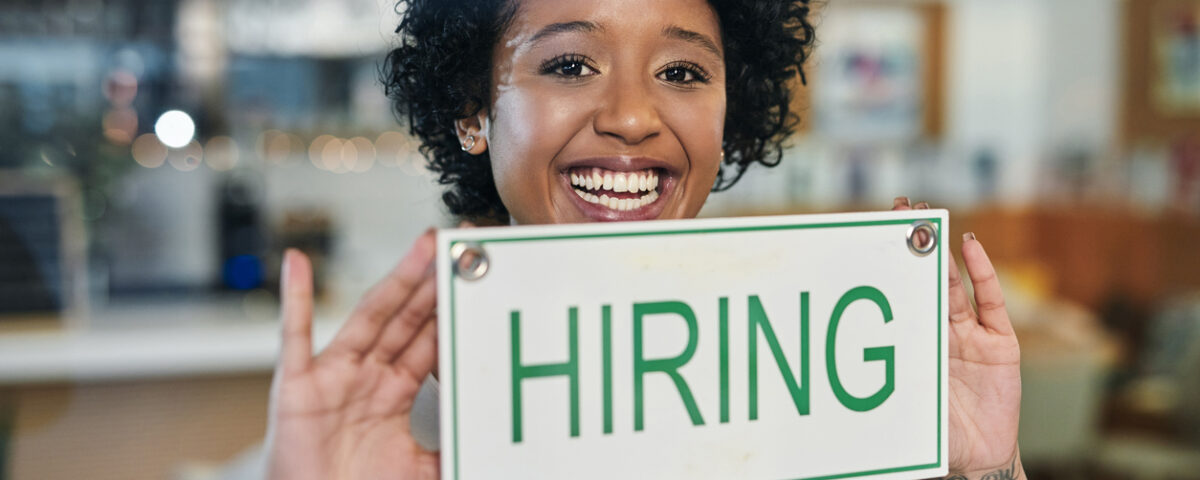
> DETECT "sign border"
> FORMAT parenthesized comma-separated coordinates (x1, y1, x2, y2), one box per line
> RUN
(444, 215, 945, 480)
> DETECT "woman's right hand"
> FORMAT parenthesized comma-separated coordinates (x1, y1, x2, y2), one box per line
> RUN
(265, 229, 440, 480)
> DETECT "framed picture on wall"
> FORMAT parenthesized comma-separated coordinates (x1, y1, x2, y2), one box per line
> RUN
(809, 2, 946, 143)
(1153, 1, 1200, 115)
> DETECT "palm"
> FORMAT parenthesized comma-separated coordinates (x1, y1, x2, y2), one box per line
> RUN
(267, 231, 440, 480)
(946, 275, 1022, 473)
(271, 353, 436, 479)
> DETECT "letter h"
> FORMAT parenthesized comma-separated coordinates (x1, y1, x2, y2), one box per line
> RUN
(510, 308, 580, 443)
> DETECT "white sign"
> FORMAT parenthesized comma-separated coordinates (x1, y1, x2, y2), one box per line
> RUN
(437, 210, 949, 480)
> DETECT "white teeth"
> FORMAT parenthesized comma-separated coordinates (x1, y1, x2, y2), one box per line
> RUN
(613, 173, 628, 193)
(570, 167, 663, 213)
(577, 188, 660, 212)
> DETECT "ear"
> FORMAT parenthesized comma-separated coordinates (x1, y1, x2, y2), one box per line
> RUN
(454, 108, 490, 155)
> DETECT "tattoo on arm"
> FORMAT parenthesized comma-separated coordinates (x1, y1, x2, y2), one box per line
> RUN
(980, 456, 1019, 480)
(944, 455, 1021, 480)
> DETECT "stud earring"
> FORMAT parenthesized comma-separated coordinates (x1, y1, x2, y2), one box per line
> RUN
(461, 135, 476, 152)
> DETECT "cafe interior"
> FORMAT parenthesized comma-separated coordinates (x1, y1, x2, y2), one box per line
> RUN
(1, 0, 1199, 478)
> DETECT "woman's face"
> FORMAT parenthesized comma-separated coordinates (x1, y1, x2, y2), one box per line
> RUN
(466, 0, 726, 225)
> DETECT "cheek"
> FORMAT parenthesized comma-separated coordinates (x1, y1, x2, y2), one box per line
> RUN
(669, 92, 726, 179)
(659, 91, 724, 218)
(488, 86, 586, 221)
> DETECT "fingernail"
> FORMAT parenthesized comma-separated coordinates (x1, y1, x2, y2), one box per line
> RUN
(915, 202, 929, 209)
(893, 196, 910, 208)
(963, 232, 976, 242)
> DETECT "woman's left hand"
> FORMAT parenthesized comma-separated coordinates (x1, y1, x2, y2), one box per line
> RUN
(893, 198, 1024, 480)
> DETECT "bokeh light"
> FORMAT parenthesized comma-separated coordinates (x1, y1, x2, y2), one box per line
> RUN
(340, 139, 359, 172)
(309, 134, 335, 169)
(277, 134, 301, 165)
(349, 136, 376, 173)
(102, 107, 138, 145)
(374, 131, 407, 167)
(204, 136, 239, 171)
(258, 130, 294, 165)
(103, 70, 138, 107)
(131, 133, 168, 168)
(320, 137, 347, 173)
(168, 139, 203, 171)
(154, 110, 196, 148)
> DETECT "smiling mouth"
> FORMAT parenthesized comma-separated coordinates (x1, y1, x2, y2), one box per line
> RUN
(568, 167, 662, 211)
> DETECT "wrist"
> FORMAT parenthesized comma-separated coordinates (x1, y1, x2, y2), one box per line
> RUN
(942, 449, 1025, 480)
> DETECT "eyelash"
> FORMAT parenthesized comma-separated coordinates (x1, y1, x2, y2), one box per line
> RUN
(538, 55, 712, 86)
(538, 53, 598, 78)
(657, 61, 712, 85)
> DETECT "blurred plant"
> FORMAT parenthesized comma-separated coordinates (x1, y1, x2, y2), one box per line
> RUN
(0, 83, 137, 224)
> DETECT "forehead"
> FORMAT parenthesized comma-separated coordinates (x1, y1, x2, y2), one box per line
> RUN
(502, 0, 722, 47)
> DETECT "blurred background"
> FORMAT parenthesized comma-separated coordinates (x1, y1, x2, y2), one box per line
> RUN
(0, 0, 1198, 478)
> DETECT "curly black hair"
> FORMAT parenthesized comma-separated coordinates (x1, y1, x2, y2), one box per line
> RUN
(383, 0, 815, 223)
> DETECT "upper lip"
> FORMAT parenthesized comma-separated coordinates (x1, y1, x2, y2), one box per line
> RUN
(559, 156, 676, 174)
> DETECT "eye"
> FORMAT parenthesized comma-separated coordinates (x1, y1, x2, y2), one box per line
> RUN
(661, 67, 694, 83)
(657, 61, 711, 86)
(539, 54, 599, 78)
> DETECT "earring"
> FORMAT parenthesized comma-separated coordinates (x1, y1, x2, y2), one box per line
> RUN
(461, 135, 476, 152)
(720, 150, 726, 161)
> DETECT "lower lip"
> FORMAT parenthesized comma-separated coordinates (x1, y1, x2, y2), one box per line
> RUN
(561, 174, 673, 222)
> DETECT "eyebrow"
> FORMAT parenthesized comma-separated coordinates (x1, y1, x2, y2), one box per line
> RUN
(663, 25, 722, 58)
(528, 21, 603, 45)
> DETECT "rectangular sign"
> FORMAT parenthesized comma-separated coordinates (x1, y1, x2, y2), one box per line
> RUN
(437, 210, 949, 480)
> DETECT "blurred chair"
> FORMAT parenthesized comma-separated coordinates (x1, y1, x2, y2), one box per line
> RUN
(1016, 300, 1116, 479)
(1094, 294, 1200, 480)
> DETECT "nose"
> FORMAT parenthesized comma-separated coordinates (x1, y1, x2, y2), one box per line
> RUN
(593, 75, 663, 145)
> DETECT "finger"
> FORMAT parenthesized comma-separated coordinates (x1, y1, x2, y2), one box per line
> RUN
(892, 196, 911, 211)
(279, 249, 314, 375)
(372, 265, 438, 362)
(913, 201, 931, 245)
(946, 248, 975, 324)
(327, 229, 437, 357)
(961, 233, 1014, 335)
(395, 315, 439, 385)
(458, 219, 477, 228)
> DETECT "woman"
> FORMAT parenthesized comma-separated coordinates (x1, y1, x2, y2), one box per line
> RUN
(265, 0, 1024, 479)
